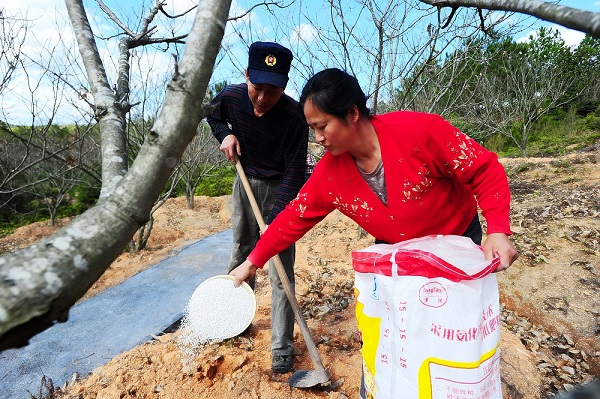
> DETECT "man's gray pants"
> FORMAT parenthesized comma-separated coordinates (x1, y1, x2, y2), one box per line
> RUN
(228, 173, 295, 358)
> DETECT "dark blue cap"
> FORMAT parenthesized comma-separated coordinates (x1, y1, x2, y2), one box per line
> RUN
(247, 42, 292, 88)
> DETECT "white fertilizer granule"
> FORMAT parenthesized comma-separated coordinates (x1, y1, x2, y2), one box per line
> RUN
(177, 275, 256, 373)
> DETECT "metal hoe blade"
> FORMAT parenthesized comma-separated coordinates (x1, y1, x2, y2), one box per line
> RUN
(288, 369, 331, 388)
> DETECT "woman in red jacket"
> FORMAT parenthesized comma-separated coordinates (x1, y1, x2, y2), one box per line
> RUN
(230, 67, 518, 287)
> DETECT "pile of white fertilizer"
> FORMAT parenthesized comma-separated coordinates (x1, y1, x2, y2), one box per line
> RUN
(178, 275, 256, 373)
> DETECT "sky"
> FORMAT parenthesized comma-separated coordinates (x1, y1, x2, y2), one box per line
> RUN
(1, 0, 598, 125)
(514, 0, 598, 46)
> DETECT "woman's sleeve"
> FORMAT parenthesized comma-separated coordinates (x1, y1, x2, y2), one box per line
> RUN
(248, 162, 336, 267)
(428, 115, 512, 235)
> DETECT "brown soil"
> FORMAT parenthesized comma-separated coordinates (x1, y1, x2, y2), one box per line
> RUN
(2, 149, 599, 399)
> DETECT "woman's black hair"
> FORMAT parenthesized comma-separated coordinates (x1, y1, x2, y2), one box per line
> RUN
(299, 68, 370, 120)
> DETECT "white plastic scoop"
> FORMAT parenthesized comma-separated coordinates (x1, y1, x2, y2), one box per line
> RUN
(184, 275, 256, 341)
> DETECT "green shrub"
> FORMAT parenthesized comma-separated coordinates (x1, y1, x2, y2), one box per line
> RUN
(484, 133, 512, 154)
(196, 165, 235, 196)
(70, 183, 100, 206)
(56, 201, 90, 219)
(0, 208, 48, 238)
(576, 100, 600, 117)
(510, 108, 600, 156)
(64, 183, 100, 216)
(579, 114, 600, 131)
(560, 177, 578, 184)
(515, 162, 536, 173)
(497, 147, 523, 157)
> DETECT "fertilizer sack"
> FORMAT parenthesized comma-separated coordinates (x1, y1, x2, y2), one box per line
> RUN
(352, 235, 502, 399)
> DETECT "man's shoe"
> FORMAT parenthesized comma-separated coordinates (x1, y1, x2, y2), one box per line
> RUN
(272, 355, 293, 373)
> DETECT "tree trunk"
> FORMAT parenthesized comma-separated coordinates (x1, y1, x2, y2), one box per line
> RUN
(136, 215, 154, 251)
(64, 0, 128, 200)
(187, 191, 195, 209)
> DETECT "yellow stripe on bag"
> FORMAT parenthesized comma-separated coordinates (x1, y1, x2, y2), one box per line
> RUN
(355, 293, 381, 377)
(417, 344, 500, 399)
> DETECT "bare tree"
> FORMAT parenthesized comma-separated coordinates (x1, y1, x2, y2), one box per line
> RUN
(0, 11, 99, 214)
(24, 162, 85, 227)
(0, 10, 107, 231)
(0, 10, 26, 96)
(266, 0, 524, 114)
(467, 34, 579, 156)
(0, 0, 231, 349)
(0, 121, 101, 210)
(178, 122, 227, 210)
(132, 166, 179, 252)
(130, 122, 223, 251)
(133, 120, 227, 252)
(401, 38, 486, 115)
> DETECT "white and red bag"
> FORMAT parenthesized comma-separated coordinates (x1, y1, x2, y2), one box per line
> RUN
(352, 235, 502, 399)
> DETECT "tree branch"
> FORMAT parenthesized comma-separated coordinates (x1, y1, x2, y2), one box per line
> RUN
(228, 1, 293, 22)
(419, 0, 600, 37)
(96, 0, 136, 37)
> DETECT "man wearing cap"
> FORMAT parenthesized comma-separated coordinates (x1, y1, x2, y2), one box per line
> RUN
(207, 42, 308, 374)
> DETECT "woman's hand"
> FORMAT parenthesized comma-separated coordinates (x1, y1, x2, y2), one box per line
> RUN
(230, 259, 258, 287)
(483, 233, 519, 272)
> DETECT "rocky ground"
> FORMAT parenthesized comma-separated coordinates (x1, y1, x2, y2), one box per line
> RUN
(2, 146, 599, 399)
(498, 148, 600, 394)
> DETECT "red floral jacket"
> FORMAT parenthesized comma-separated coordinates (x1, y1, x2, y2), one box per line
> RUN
(248, 111, 512, 268)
